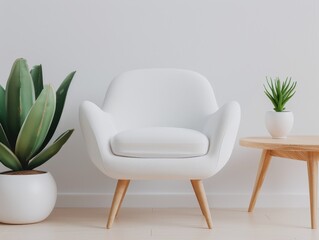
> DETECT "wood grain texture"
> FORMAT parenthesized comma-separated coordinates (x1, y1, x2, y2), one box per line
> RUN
(242, 136, 319, 229)
(248, 150, 272, 212)
(115, 180, 130, 218)
(107, 179, 213, 229)
(107, 179, 130, 229)
(270, 150, 308, 161)
(240, 136, 319, 152)
(191, 180, 205, 216)
(191, 180, 213, 229)
(307, 153, 318, 229)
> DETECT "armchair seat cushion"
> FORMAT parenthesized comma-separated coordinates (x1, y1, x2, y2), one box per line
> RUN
(110, 127, 209, 158)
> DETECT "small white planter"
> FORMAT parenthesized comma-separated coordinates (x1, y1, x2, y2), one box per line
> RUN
(0, 171, 57, 224)
(265, 111, 294, 139)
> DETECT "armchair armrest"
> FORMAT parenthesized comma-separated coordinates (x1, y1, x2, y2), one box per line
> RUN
(203, 101, 241, 173)
(79, 101, 117, 174)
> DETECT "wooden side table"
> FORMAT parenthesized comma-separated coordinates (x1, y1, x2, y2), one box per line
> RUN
(240, 136, 319, 229)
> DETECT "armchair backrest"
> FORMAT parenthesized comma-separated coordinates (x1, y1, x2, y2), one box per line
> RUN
(102, 69, 218, 131)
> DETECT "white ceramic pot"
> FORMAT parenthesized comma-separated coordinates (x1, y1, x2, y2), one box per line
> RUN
(265, 111, 294, 139)
(0, 171, 57, 224)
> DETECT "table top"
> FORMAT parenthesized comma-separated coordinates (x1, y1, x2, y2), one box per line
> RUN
(240, 136, 319, 152)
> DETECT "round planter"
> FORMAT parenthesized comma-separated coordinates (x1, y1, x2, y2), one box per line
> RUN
(0, 171, 57, 224)
(265, 111, 294, 139)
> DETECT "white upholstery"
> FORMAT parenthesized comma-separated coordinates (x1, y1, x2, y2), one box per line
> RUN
(110, 127, 209, 158)
(102, 69, 218, 131)
(79, 69, 241, 180)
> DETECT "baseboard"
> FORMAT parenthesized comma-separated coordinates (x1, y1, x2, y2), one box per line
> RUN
(56, 193, 310, 208)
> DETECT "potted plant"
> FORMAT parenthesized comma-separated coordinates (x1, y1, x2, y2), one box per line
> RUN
(264, 77, 297, 138)
(0, 58, 75, 224)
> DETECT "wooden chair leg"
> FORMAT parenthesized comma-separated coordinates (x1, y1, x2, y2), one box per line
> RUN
(107, 179, 130, 229)
(248, 150, 271, 212)
(191, 180, 213, 229)
(115, 180, 130, 217)
(191, 180, 205, 216)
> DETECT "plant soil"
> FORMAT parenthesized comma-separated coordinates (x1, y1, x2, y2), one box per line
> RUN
(0, 170, 46, 175)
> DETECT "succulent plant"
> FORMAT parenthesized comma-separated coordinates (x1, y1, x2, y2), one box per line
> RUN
(264, 77, 297, 112)
(0, 58, 75, 171)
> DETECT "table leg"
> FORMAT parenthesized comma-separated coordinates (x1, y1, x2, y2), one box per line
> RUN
(248, 150, 272, 212)
(307, 153, 318, 229)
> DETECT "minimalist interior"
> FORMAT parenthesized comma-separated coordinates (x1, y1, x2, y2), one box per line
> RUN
(0, 0, 319, 240)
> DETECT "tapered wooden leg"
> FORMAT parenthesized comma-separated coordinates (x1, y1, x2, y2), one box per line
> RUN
(307, 154, 318, 229)
(191, 180, 213, 229)
(115, 181, 130, 217)
(248, 150, 272, 212)
(191, 180, 205, 216)
(107, 180, 130, 229)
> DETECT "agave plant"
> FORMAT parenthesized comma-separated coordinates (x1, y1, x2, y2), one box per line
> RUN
(264, 77, 297, 112)
(0, 58, 75, 171)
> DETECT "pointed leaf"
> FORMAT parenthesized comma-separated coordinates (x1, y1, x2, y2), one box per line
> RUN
(268, 77, 277, 99)
(275, 79, 281, 102)
(0, 124, 10, 148)
(0, 142, 22, 171)
(40, 71, 75, 151)
(15, 85, 56, 163)
(282, 77, 292, 93)
(5, 58, 35, 147)
(28, 129, 73, 169)
(264, 90, 276, 107)
(0, 85, 5, 126)
(282, 92, 296, 105)
(30, 65, 44, 98)
(281, 78, 287, 92)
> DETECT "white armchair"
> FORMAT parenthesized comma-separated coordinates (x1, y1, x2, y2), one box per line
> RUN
(79, 69, 240, 229)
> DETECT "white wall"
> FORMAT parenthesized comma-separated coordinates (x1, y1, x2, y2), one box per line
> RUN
(0, 0, 318, 208)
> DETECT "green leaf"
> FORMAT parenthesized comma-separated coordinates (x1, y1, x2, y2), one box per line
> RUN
(0, 85, 5, 128)
(0, 142, 22, 171)
(264, 76, 296, 112)
(275, 79, 281, 102)
(281, 77, 287, 92)
(264, 90, 276, 106)
(30, 65, 44, 98)
(39, 71, 75, 151)
(0, 124, 11, 148)
(283, 82, 297, 99)
(5, 58, 35, 148)
(15, 85, 56, 164)
(28, 129, 73, 170)
(266, 77, 277, 99)
(282, 92, 296, 105)
(282, 77, 292, 93)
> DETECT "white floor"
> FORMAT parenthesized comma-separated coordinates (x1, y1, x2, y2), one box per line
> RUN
(0, 208, 319, 240)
